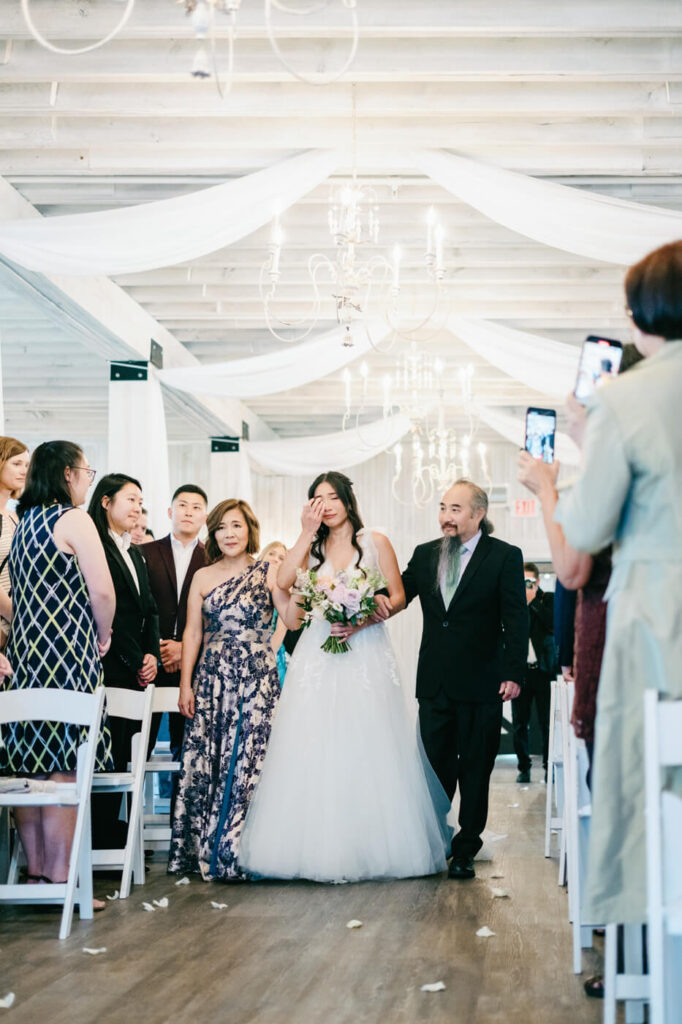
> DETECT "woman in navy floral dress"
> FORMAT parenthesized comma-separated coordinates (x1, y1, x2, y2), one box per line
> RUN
(169, 499, 298, 880)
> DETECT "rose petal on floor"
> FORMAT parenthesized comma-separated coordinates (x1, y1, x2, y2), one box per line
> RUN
(153, 897, 169, 908)
(0, 993, 15, 1009)
(106, 891, 119, 901)
(142, 902, 155, 912)
(490, 887, 510, 898)
(210, 901, 227, 909)
(507, 803, 520, 808)
(175, 877, 190, 886)
(346, 919, 363, 929)
(420, 982, 446, 993)
(476, 926, 496, 937)
(82, 947, 107, 955)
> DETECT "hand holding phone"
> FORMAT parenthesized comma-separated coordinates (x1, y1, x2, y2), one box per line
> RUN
(574, 335, 623, 404)
(525, 407, 556, 464)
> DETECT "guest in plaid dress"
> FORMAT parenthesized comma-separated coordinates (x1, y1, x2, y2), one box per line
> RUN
(1, 441, 115, 888)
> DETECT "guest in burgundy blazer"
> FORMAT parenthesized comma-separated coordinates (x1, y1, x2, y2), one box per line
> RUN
(139, 484, 208, 760)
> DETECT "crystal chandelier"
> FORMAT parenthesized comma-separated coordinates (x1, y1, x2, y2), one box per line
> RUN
(262, 186, 449, 346)
(261, 178, 390, 345)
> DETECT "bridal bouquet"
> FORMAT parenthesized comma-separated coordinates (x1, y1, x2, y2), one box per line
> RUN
(295, 566, 388, 654)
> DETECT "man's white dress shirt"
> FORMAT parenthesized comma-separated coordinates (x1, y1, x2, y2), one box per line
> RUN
(170, 534, 199, 602)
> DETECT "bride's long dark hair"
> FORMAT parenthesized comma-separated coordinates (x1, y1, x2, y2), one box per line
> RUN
(308, 471, 364, 571)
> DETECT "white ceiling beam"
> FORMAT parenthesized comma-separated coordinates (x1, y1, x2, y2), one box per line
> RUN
(0, 81, 679, 119)
(4, 0, 682, 37)
(4, 36, 682, 83)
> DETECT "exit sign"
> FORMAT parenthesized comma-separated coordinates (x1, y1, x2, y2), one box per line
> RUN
(513, 498, 538, 518)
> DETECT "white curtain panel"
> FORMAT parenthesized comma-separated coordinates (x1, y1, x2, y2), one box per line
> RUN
(414, 149, 682, 265)
(448, 316, 580, 399)
(107, 367, 171, 537)
(245, 414, 411, 476)
(159, 320, 390, 398)
(475, 404, 581, 466)
(0, 149, 339, 276)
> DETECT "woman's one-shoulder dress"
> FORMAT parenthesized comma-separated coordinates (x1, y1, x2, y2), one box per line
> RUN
(169, 561, 281, 880)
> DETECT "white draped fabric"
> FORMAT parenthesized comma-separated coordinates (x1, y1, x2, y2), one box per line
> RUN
(107, 366, 170, 537)
(159, 321, 390, 398)
(413, 149, 682, 265)
(448, 316, 579, 399)
(475, 404, 581, 466)
(244, 415, 411, 476)
(0, 150, 338, 276)
(209, 448, 253, 508)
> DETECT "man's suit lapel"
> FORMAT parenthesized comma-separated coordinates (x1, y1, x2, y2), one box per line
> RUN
(158, 535, 178, 603)
(179, 542, 205, 609)
(427, 541, 447, 615)
(109, 542, 143, 607)
(448, 533, 492, 610)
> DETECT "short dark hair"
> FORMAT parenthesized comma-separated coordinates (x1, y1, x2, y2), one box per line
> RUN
(17, 440, 83, 518)
(524, 562, 540, 579)
(205, 499, 260, 564)
(87, 472, 142, 545)
(625, 241, 682, 340)
(172, 483, 208, 505)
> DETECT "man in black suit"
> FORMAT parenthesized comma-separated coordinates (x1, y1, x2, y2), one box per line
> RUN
(402, 479, 528, 880)
(139, 484, 207, 767)
(511, 562, 556, 784)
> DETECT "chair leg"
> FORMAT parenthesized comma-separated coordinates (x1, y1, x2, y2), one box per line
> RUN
(603, 924, 617, 1024)
(77, 805, 94, 922)
(60, 797, 92, 940)
(623, 924, 645, 1024)
(120, 767, 147, 898)
(544, 761, 554, 857)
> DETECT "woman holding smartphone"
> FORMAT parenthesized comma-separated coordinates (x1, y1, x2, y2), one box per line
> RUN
(518, 241, 682, 933)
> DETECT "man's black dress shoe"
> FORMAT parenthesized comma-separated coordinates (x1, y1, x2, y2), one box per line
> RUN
(516, 768, 531, 783)
(448, 856, 475, 880)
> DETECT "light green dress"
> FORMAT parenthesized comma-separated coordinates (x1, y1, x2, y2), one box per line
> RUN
(555, 341, 682, 925)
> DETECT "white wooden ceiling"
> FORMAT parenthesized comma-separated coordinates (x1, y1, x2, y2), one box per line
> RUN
(1, 0, 681, 443)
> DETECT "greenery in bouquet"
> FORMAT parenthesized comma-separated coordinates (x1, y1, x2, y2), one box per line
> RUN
(294, 566, 388, 654)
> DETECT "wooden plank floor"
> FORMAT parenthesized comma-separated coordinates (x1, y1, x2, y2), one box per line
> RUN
(0, 760, 605, 1024)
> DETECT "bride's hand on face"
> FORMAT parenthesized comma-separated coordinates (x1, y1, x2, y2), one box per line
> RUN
(301, 497, 324, 536)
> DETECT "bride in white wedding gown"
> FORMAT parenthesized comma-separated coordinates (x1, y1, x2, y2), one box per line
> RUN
(238, 471, 451, 883)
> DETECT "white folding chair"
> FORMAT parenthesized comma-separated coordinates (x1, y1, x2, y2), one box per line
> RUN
(0, 688, 105, 940)
(545, 676, 565, 859)
(644, 690, 682, 1024)
(556, 678, 571, 887)
(143, 686, 181, 852)
(91, 685, 154, 899)
(564, 690, 602, 973)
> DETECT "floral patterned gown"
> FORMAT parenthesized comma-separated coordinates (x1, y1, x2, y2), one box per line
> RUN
(168, 561, 280, 880)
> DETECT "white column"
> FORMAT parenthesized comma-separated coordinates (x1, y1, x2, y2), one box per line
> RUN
(208, 437, 253, 509)
(108, 360, 171, 538)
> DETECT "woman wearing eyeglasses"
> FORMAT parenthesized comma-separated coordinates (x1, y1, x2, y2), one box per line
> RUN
(1, 441, 116, 895)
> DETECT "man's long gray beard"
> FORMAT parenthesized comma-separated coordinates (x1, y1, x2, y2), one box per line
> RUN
(435, 533, 462, 591)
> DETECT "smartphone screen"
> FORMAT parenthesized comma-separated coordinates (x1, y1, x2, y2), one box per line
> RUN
(525, 407, 556, 464)
(574, 335, 623, 404)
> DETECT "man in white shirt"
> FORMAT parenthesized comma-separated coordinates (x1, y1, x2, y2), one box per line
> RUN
(140, 485, 208, 766)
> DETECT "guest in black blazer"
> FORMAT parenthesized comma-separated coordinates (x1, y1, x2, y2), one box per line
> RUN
(402, 478, 528, 880)
(139, 484, 207, 762)
(88, 472, 160, 848)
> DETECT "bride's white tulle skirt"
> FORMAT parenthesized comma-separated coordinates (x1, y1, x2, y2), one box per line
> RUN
(238, 618, 451, 883)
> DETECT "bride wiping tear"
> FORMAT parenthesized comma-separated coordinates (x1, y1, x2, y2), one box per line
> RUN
(238, 471, 451, 883)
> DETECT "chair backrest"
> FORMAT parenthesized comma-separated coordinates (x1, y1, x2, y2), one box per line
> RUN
(151, 687, 180, 715)
(0, 688, 103, 728)
(105, 686, 154, 721)
(650, 695, 682, 767)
